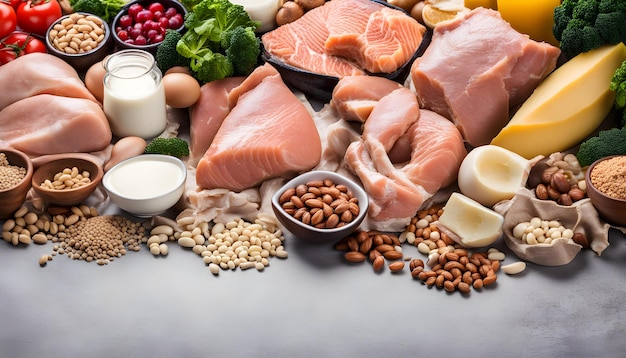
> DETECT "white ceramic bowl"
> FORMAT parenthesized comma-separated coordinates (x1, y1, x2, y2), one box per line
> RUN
(102, 154, 186, 217)
(271, 170, 369, 244)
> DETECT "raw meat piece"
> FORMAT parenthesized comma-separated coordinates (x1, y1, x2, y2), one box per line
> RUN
(189, 76, 245, 166)
(262, 0, 425, 77)
(410, 7, 560, 147)
(195, 64, 322, 191)
(345, 88, 466, 226)
(0, 53, 97, 110)
(330, 75, 402, 122)
(0, 94, 112, 155)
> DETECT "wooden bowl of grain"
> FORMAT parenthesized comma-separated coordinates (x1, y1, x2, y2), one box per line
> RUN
(585, 155, 626, 227)
(0, 148, 34, 219)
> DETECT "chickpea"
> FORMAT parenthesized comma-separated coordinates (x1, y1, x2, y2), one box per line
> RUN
(276, 1, 305, 26)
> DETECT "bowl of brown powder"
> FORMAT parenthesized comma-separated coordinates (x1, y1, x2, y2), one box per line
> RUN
(0, 149, 33, 219)
(585, 155, 626, 227)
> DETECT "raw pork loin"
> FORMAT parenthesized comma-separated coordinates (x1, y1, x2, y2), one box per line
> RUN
(410, 7, 560, 147)
(195, 64, 322, 192)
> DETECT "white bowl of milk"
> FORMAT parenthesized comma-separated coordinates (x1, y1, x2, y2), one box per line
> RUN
(103, 154, 186, 217)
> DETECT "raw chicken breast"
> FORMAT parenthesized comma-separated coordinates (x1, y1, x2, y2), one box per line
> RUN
(0, 53, 97, 110)
(195, 64, 322, 192)
(345, 87, 466, 226)
(331, 75, 402, 122)
(189, 76, 245, 165)
(0, 94, 111, 155)
(410, 7, 560, 147)
(262, 0, 426, 77)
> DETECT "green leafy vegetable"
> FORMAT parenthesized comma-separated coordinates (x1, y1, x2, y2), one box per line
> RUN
(155, 29, 191, 75)
(610, 60, 626, 126)
(69, 0, 127, 22)
(576, 127, 626, 167)
(144, 137, 190, 159)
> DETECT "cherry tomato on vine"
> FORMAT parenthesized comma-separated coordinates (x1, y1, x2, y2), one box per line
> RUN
(2, 0, 23, 10)
(16, 0, 61, 37)
(0, 2, 17, 39)
(0, 31, 47, 65)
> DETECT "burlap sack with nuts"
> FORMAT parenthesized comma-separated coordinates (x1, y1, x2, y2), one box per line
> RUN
(494, 188, 610, 266)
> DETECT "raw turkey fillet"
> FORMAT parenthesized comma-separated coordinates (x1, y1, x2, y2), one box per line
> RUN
(344, 87, 466, 225)
(189, 76, 245, 166)
(195, 64, 322, 192)
(0, 53, 97, 110)
(330, 75, 402, 122)
(261, 0, 426, 77)
(410, 7, 560, 147)
(0, 94, 112, 155)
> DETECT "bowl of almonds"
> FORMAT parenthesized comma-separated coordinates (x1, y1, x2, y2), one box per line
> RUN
(31, 154, 104, 207)
(271, 170, 369, 244)
(45, 12, 113, 73)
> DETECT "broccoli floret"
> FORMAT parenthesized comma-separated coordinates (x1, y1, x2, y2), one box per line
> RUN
(610, 60, 626, 125)
(69, 0, 126, 22)
(144, 137, 190, 159)
(576, 127, 626, 167)
(156, 30, 191, 74)
(176, 0, 261, 83)
(221, 26, 260, 76)
(553, 0, 626, 59)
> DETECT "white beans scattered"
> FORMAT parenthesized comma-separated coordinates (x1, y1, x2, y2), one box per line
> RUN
(512, 217, 573, 246)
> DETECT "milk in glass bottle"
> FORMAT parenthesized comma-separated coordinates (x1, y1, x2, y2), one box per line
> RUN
(103, 49, 167, 139)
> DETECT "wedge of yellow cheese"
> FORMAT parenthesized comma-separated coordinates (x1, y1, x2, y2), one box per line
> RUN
(491, 43, 626, 159)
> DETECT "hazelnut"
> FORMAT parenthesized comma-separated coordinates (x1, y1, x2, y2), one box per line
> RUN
(547, 185, 562, 200)
(557, 193, 573, 206)
(535, 184, 549, 200)
(568, 188, 586, 202)
(550, 172, 572, 193)
(572, 232, 590, 249)
(540, 166, 559, 184)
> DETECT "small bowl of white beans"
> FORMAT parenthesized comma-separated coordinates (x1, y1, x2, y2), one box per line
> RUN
(0, 148, 33, 220)
(102, 154, 187, 218)
(31, 155, 104, 207)
(271, 170, 369, 244)
(45, 12, 113, 73)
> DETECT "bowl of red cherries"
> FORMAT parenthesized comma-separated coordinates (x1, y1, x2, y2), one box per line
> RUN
(112, 0, 186, 53)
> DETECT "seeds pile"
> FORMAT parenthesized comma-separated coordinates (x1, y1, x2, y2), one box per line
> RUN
(0, 153, 27, 190)
(278, 179, 360, 229)
(2, 205, 145, 266)
(174, 216, 288, 275)
(40, 166, 92, 190)
(589, 155, 626, 200)
(512, 216, 589, 248)
(48, 13, 107, 54)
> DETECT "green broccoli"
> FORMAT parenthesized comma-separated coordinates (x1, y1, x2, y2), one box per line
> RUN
(144, 137, 190, 159)
(69, 0, 126, 22)
(576, 127, 626, 167)
(610, 60, 626, 125)
(176, 0, 260, 83)
(553, 0, 626, 59)
(221, 26, 260, 76)
(156, 30, 191, 75)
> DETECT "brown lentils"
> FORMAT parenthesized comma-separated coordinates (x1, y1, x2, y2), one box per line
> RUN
(278, 179, 360, 229)
(0, 153, 27, 190)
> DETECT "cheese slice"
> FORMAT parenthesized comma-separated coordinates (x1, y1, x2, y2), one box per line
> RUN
(491, 43, 626, 159)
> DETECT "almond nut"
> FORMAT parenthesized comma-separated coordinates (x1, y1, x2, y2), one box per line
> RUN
(383, 250, 403, 260)
(373, 255, 385, 271)
(344, 251, 366, 263)
(389, 261, 404, 272)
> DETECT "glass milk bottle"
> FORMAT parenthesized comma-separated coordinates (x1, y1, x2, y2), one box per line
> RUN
(103, 50, 167, 139)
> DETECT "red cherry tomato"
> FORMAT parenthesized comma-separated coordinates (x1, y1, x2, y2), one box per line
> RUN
(0, 2, 17, 39)
(16, 0, 62, 37)
(0, 31, 46, 65)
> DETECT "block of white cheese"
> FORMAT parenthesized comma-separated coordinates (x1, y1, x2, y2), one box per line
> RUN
(231, 0, 282, 33)
(491, 43, 626, 159)
(436, 192, 504, 248)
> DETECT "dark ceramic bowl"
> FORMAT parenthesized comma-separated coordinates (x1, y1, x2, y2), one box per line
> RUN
(0, 149, 33, 219)
(585, 155, 626, 226)
(45, 13, 113, 73)
(112, 0, 187, 54)
(31, 155, 104, 207)
(271, 170, 369, 244)
(261, 0, 431, 102)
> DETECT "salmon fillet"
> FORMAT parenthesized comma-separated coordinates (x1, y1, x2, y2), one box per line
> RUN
(195, 64, 322, 191)
(0, 94, 111, 155)
(344, 87, 466, 223)
(411, 7, 560, 146)
(0, 53, 97, 110)
(262, 0, 425, 77)
(330, 75, 402, 122)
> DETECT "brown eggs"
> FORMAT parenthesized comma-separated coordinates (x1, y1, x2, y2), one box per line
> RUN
(84, 59, 107, 103)
(105, 136, 147, 172)
(163, 72, 201, 108)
